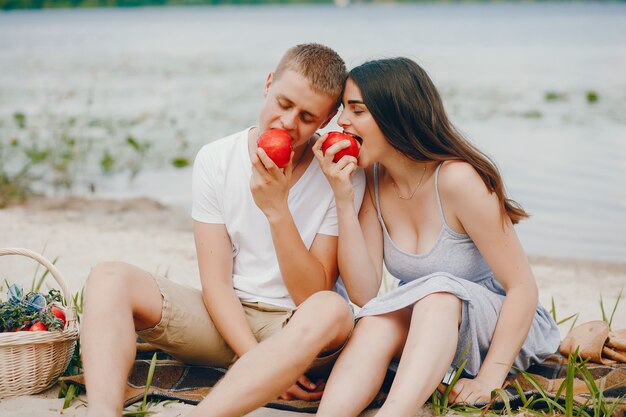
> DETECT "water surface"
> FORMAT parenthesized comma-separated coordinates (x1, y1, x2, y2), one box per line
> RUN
(1, 3, 625, 262)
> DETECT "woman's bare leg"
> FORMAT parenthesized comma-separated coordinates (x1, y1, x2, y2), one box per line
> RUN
(376, 293, 462, 417)
(316, 308, 412, 417)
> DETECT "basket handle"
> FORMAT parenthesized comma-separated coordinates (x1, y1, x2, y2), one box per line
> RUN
(0, 247, 76, 323)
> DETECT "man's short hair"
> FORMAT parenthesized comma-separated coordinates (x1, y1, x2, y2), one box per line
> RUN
(275, 43, 347, 104)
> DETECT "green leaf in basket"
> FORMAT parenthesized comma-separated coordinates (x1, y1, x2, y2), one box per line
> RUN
(8, 283, 24, 303)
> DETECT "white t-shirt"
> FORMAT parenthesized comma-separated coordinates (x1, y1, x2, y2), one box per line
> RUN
(192, 127, 366, 308)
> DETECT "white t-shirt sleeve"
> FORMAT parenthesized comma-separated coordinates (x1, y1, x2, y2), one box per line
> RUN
(317, 168, 367, 236)
(191, 145, 224, 224)
(318, 197, 338, 236)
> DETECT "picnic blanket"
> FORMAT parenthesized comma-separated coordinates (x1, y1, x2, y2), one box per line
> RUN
(61, 353, 626, 414)
(62, 347, 390, 413)
(62, 322, 626, 414)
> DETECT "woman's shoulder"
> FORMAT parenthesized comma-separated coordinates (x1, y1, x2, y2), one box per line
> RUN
(438, 160, 490, 201)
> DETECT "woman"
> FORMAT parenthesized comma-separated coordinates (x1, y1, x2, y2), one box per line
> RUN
(312, 57, 560, 417)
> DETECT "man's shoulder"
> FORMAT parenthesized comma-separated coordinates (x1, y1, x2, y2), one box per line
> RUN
(198, 128, 250, 156)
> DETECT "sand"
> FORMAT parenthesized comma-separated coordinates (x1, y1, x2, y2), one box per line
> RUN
(1, 197, 625, 417)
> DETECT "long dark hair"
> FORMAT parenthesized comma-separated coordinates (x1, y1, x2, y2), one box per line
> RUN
(349, 57, 528, 224)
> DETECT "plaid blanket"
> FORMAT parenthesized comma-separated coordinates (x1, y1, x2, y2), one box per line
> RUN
(62, 351, 626, 415)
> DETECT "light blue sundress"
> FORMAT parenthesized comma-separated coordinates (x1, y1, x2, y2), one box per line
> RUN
(356, 163, 560, 376)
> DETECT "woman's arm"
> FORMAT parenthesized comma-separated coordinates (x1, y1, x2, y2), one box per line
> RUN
(337, 174, 384, 306)
(313, 137, 384, 307)
(441, 162, 538, 402)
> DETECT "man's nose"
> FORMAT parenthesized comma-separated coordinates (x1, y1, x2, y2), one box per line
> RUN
(281, 110, 298, 131)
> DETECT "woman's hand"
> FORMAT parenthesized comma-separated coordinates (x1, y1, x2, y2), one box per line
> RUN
(312, 133, 358, 203)
(447, 377, 497, 405)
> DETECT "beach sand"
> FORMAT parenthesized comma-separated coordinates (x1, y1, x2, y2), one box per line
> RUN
(1, 197, 625, 417)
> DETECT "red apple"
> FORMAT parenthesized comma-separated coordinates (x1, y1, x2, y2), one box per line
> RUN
(257, 129, 293, 168)
(322, 132, 360, 163)
(29, 322, 47, 331)
(51, 306, 66, 326)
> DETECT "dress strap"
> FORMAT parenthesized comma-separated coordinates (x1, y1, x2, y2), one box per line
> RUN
(373, 163, 383, 219)
(433, 163, 447, 225)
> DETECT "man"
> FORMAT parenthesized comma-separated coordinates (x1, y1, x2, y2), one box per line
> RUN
(81, 43, 366, 417)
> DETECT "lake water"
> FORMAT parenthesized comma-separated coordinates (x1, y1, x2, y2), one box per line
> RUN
(1, 3, 625, 263)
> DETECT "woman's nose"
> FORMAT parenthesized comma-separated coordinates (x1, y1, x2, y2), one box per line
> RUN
(337, 111, 349, 128)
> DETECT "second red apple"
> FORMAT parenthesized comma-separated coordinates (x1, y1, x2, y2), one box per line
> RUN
(322, 132, 360, 163)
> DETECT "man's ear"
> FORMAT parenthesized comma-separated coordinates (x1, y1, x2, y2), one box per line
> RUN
(319, 109, 338, 129)
(264, 72, 274, 97)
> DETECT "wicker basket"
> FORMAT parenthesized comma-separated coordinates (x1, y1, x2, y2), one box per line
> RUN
(0, 247, 79, 399)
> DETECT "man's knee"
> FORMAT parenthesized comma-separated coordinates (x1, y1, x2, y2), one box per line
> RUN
(86, 261, 163, 328)
(88, 260, 134, 280)
(86, 261, 156, 307)
(297, 291, 353, 333)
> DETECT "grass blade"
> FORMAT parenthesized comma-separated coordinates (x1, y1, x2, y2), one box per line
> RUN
(568, 313, 580, 335)
(491, 388, 511, 414)
(557, 312, 579, 326)
(565, 353, 575, 417)
(516, 367, 566, 414)
(122, 411, 156, 417)
(607, 287, 623, 328)
(443, 359, 467, 409)
(62, 383, 77, 409)
(142, 352, 158, 410)
(512, 380, 527, 404)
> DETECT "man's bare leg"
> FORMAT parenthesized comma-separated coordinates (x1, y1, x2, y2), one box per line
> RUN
(187, 291, 354, 417)
(81, 262, 163, 417)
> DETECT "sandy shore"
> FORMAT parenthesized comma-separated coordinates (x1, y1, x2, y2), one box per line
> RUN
(1, 197, 625, 417)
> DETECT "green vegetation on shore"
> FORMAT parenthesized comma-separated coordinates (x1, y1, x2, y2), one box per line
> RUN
(3, 0, 621, 11)
(2, 0, 327, 10)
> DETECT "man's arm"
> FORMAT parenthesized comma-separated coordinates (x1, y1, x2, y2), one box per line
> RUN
(193, 220, 258, 358)
(270, 219, 339, 306)
(251, 150, 339, 305)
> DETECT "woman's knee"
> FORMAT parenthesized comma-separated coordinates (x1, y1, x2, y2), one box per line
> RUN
(415, 292, 463, 325)
(350, 315, 408, 359)
(355, 310, 411, 339)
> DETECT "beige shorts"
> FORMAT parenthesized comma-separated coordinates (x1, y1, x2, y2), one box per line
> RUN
(137, 275, 348, 379)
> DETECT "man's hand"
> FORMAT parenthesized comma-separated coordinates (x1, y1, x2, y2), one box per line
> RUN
(447, 377, 496, 405)
(278, 375, 326, 401)
(250, 148, 293, 222)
